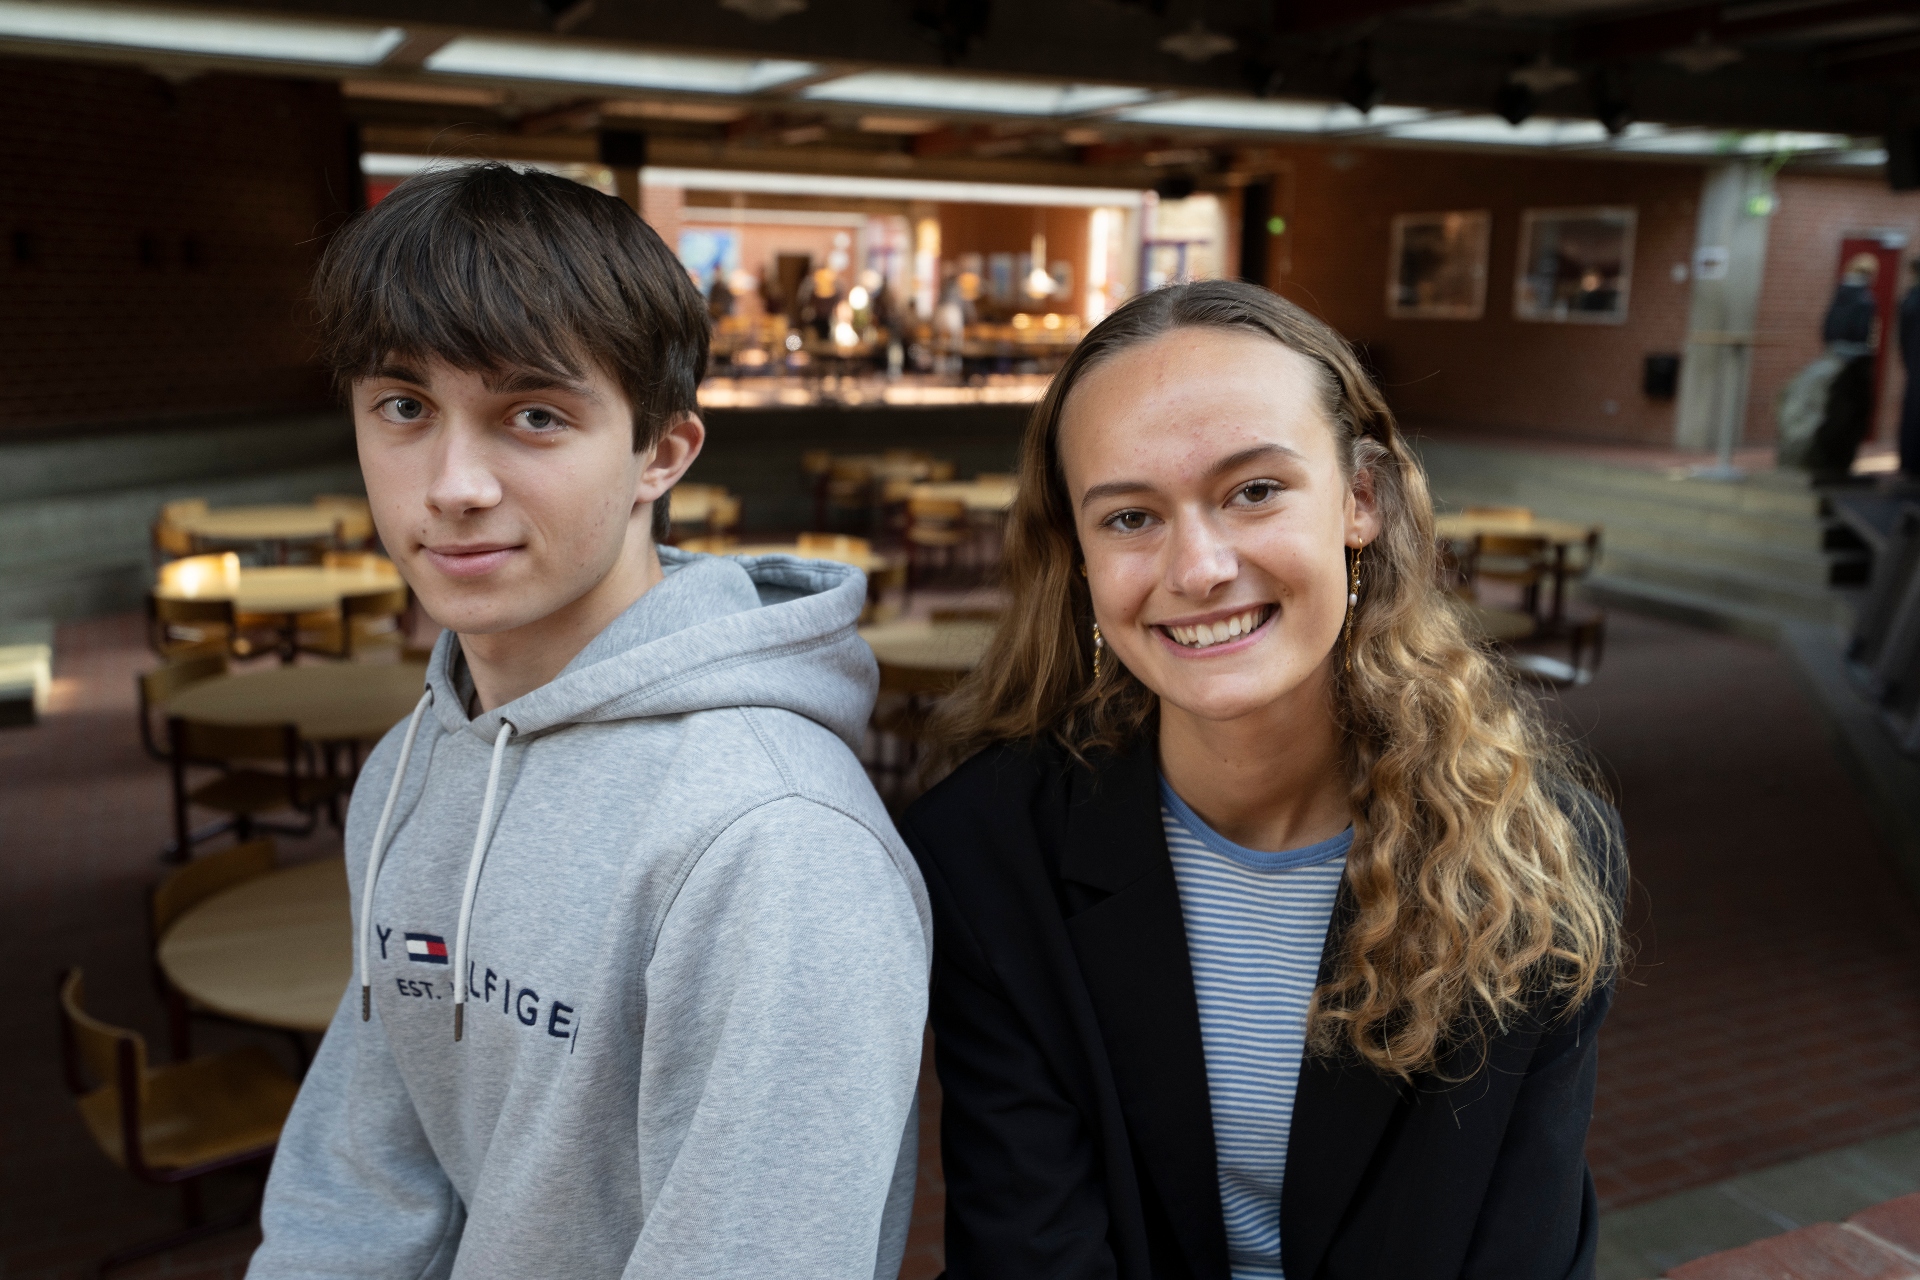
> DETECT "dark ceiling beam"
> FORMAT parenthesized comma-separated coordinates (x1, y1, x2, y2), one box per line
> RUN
(1573, 0, 1920, 60)
(1826, 32, 1920, 79)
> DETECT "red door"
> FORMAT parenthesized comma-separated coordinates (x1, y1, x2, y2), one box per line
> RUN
(1836, 235, 1904, 438)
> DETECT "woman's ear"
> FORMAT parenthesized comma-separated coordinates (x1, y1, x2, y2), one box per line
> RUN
(635, 413, 706, 505)
(1347, 465, 1384, 547)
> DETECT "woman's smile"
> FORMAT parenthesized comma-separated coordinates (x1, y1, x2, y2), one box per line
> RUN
(1153, 603, 1278, 654)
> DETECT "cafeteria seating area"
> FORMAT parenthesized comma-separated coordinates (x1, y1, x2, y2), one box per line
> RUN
(2, 440, 1918, 1279)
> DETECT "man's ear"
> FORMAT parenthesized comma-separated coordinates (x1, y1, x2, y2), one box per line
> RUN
(635, 413, 706, 505)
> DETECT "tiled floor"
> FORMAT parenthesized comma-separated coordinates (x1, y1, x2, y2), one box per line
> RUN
(5, 607, 1919, 1277)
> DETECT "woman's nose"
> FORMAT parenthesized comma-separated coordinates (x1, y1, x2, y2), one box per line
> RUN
(1164, 512, 1237, 599)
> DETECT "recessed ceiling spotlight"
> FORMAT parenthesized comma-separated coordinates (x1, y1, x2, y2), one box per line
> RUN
(1495, 80, 1536, 126)
(1159, 20, 1235, 63)
(1343, 56, 1384, 115)
(1663, 31, 1742, 75)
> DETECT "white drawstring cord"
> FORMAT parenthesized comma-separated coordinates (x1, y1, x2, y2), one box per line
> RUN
(453, 720, 514, 1041)
(360, 689, 435, 1021)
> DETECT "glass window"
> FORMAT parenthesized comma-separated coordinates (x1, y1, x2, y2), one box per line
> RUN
(1514, 207, 1636, 324)
(1386, 210, 1490, 320)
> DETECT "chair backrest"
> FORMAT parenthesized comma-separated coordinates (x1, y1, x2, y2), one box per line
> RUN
(401, 644, 435, 664)
(1464, 505, 1533, 521)
(152, 521, 195, 558)
(322, 550, 390, 574)
(908, 496, 967, 524)
(159, 498, 208, 523)
(341, 586, 410, 620)
(798, 532, 871, 557)
(677, 536, 739, 554)
(800, 449, 833, 477)
(171, 716, 298, 766)
(139, 654, 228, 711)
(157, 552, 240, 595)
(151, 838, 275, 939)
(57, 969, 148, 1105)
(1473, 533, 1549, 560)
(312, 494, 370, 513)
(927, 460, 957, 482)
(709, 494, 742, 531)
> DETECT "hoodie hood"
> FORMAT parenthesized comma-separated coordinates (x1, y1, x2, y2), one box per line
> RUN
(426, 547, 878, 753)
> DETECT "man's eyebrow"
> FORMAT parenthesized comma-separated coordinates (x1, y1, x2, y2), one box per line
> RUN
(483, 368, 601, 400)
(1077, 443, 1307, 511)
(368, 362, 426, 385)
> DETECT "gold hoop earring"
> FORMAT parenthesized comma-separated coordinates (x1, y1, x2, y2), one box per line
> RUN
(1342, 544, 1364, 674)
(1091, 622, 1104, 680)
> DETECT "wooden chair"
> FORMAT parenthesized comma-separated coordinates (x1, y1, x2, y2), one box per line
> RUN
(1508, 609, 1607, 688)
(146, 595, 237, 662)
(798, 532, 873, 559)
(149, 838, 277, 1060)
(866, 661, 964, 805)
(298, 586, 409, 661)
(57, 968, 298, 1274)
(823, 460, 877, 535)
(136, 654, 228, 763)
(1466, 533, 1553, 618)
(166, 717, 347, 862)
(151, 519, 195, 565)
(1463, 505, 1534, 521)
(905, 496, 970, 595)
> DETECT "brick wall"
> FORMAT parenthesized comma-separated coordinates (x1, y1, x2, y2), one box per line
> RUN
(1748, 172, 1920, 447)
(1268, 144, 1702, 445)
(0, 57, 355, 435)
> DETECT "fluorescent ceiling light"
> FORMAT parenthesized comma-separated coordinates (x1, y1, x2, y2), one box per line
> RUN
(1610, 125, 1859, 156)
(361, 156, 1147, 207)
(0, 0, 404, 63)
(643, 166, 1146, 206)
(1832, 148, 1890, 166)
(425, 36, 816, 94)
(1115, 97, 1432, 132)
(804, 72, 1150, 117)
(1386, 114, 1611, 147)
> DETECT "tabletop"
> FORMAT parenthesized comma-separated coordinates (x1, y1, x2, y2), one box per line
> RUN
(157, 856, 351, 1035)
(859, 619, 998, 672)
(670, 488, 719, 524)
(172, 505, 344, 543)
(1434, 513, 1599, 546)
(725, 542, 891, 574)
(164, 662, 426, 742)
(912, 479, 1019, 514)
(156, 561, 404, 615)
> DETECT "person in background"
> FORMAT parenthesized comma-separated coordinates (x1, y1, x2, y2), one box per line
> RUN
(1806, 252, 1882, 482)
(1899, 258, 1920, 480)
(246, 164, 929, 1280)
(905, 279, 1625, 1280)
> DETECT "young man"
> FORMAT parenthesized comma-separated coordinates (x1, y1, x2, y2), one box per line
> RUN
(248, 165, 930, 1279)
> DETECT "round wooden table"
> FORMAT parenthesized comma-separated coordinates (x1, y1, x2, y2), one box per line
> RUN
(1433, 513, 1598, 547)
(157, 856, 351, 1034)
(156, 561, 406, 662)
(860, 619, 998, 672)
(172, 505, 344, 544)
(164, 662, 426, 743)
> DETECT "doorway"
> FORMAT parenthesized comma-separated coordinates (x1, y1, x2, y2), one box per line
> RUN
(1835, 232, 1909, 440)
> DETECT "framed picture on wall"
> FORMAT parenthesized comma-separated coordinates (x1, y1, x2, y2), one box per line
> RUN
(1514, 207, 1637, 323)
(1386, 210, 1491, 320)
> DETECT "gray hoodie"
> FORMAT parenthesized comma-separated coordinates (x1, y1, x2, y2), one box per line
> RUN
(249, 550, 931, 1280)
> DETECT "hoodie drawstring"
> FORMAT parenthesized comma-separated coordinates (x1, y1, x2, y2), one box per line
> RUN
(360, 689, 435, 1021)
(453, 720, 515, 1041)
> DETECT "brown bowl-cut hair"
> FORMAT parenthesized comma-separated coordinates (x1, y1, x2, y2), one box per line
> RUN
(930, 279, 1620, 1079)
(312, 162, 709, 457)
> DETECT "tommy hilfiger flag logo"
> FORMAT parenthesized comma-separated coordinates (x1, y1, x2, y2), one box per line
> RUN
(404, 933, 449, 965)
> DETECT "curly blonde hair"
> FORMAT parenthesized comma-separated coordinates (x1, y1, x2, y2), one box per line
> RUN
(929, 280, 1620, 1080)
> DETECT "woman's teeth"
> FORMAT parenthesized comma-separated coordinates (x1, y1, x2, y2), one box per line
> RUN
(1164, 606, 1271, 649)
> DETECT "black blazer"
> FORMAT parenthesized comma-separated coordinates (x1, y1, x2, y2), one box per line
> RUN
(901, 735, 1619, 1280)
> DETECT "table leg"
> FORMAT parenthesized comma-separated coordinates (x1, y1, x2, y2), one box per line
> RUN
(1550, 545, 1569, 629)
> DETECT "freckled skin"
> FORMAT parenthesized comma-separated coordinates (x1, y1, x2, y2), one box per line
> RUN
(1058, 329, 1381, 851)
(351, 356, 702, 711)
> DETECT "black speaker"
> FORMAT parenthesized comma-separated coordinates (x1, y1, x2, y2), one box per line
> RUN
(598, 129, 647, 169)
(1889, 123, 1919, 192)
(1239, 181, 1272, 286)
(1643, 352, 1680, 399)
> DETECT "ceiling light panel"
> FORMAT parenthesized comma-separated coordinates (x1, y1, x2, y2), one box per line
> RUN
(1386, 114, 1610, 147)
(425, 36, 816, 94)
(1115, 96, 1432, 132)
(0, 0, 404, 63)
(803, 72, 1150, 117)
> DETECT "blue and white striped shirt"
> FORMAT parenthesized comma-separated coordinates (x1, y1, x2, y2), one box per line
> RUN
(1160, 778, 1350, 1280)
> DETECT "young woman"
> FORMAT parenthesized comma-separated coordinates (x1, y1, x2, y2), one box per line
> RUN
(903, 280, 1623, 1280)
